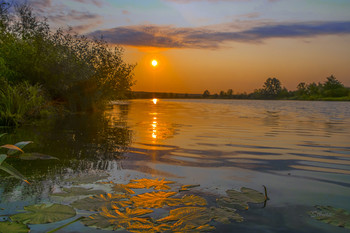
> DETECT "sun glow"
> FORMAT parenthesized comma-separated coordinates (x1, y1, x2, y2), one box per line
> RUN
(152, 98, 158, 104)
(151, 59, 158, 67)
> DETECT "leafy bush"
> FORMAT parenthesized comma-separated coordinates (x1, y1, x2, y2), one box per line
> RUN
(0, 78, 50, 126)
(0, 2, 135, 112)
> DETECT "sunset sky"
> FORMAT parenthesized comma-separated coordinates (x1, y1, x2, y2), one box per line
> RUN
(28, 0, 350, 94)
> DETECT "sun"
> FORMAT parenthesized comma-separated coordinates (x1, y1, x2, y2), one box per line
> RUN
(151, 59, 158, 67)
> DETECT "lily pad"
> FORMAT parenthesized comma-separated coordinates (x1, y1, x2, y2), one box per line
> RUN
(181, 195, 207, 206)
(308, 205, 350, 229)
(113, 184, 135, 194)
(158, 206, 214, 232)
(179, 184, 200, 192)
(0, 221, 29, 233)
(51, 187, 105, 197)
(128, 178, 175, 190)
(19, 152, 58, 160)
(217, 187, 266, 210)
(207, 207, 243, 224)
(11, 203, 76, 224)
(126, 221, 171, 233)
(130, 191, 178, 208)
(71, 193, 130, 211)
(81, 213, 114, 230)
(82, 205, 153, 231)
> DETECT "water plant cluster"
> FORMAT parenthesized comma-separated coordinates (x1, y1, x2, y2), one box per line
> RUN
(0, 176, 268, 233)
(0, 168, 349, 232)
(0, 1, 134, 126)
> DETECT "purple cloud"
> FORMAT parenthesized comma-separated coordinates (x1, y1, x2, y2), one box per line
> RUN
(89, 21, 350, 49)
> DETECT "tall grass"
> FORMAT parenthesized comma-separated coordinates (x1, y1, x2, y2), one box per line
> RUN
(0, 78, 50, 126)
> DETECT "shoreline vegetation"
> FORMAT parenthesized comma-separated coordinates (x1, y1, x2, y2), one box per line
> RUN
(133, 76, 350, 101)
(0, 2, 134, 126)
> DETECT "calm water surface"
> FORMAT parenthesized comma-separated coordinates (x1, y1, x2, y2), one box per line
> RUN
(1, 99, 350, 232)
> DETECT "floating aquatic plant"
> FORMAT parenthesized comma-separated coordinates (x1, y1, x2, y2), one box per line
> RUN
(158, 207, 215, 232)
(51, 187, 105, 197)
(11, 203, 76, 224)
(217, 187, 266, 210)
(128, 178, 175, 190)
(179, 184, 200, 192)
(71, 193, 131, 211)
(130, 191, 178, 208)
(0, 221, 29, 233)
(308, 205, 350, 229)
(82, 205, 153, 231)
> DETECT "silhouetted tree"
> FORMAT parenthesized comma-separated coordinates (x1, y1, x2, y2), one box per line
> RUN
(202, 90, 210, 98)
(322, 75, 348, 97)
(263, 77, 282, 97)
(219, 90, 226, 98)
(296, 82, 307, 96)
(227, 89, 233, 98)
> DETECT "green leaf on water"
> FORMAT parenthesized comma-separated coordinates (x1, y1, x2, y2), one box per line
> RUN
(158, 206, 215, 232)
(0, 133, 7, 138)
(81, 205, 153, 231)
(19, 152, 58, 160)
(207, 207, 243, 224)
(0, 221, 29, 233)
(113, 183, 136, 194)
(128, 178, 175, 190)
(11, 203, 76, 224)
(8, 141, 33, 155)
(308, 205, 350, 229)
(51, 187, 105, 197)
(179, 184, 200, 192)
(130, 191, 179, 208)
(217, 187, 266, 210)
(80, 213, 114, 230)
(181, 195, 207, 206)
(0, 154, 7, 164)
(71, 193, 131, 211)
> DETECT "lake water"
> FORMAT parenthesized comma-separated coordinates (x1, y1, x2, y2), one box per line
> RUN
(1, 99, 350, 232)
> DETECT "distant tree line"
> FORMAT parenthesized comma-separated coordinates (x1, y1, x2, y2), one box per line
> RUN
(202, 75, 350, 101)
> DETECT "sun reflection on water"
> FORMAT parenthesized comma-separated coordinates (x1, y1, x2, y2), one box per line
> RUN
(152, 115, 157, 139)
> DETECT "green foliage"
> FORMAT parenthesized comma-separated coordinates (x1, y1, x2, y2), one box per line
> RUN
(0, 3, 135, 112)
(263, 77, 282, 97)
(0, 78, 51, 126)
(10, 203, 76, 224)
(51, 187, 105, 197)
(71, 193, 130, 211)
